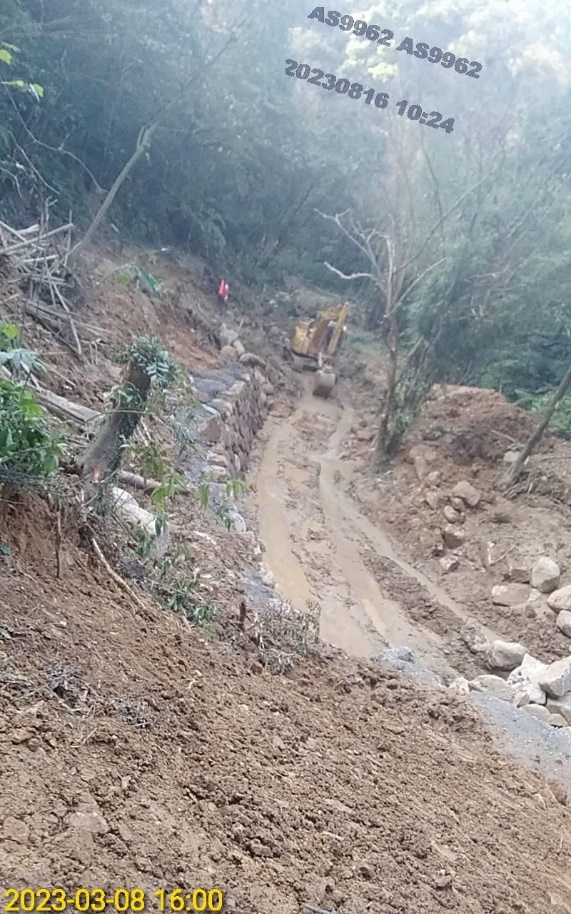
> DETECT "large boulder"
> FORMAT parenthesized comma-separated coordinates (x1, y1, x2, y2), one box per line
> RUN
(444, 505, 463, 524)
(451, 480, 481, 508)
(313, 370, 335, 399)
(227, 510, 247, 533)
(111, 487, 169, 556)
(521, 704, 551, 723)
(547, 584, 571, 612)
(240, 352, 265, 369)
(547, 693, 571, 725)
(486, 639, 526, 672)
(199, 415, 225, 443)
(491, 583, 531, 607)
(209, 398, 232, 419)
(425, 490, 442, 510)
(439, 555, 459, 574)
(531, 557, 561, 594)
(442, 524, 465, 548)
(506, 558, 530, 584)
(556, 610, 571, 638)
(460, 624, 489, 655)
(448, 677, 470, 696)
(220, 345, 237, 362)
(219, 324, 238, 347)
(507, 654, 548, 705)
(469, 675, 514, 702)
(538, 657, 571, 699)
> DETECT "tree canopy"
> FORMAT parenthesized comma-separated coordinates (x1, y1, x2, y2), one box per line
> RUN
(2, 0, 570, 437)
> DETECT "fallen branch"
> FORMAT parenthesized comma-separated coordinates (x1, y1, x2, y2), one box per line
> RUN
(303, 904, 335, 914)
(118, 470, 161, 493)
(35, 387, 100, 428)
(0, 222, 73, 256)
(55, 508, 63, 579)
(51, 283, 82, 358)
(0, 365, 100, 429)
(18, 299, 105, 336)
(91, 537, 155, 620)
(499, 361, 571, 489)
(532, 454, 571, 461)
(24, 299, 82, 356)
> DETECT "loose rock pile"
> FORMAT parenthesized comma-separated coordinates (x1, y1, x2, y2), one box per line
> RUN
(455, 552, 571, 729)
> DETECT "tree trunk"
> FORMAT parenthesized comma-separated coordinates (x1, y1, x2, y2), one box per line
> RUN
(375, 309, 399, 466)
(81, 361, 151, 483)
(68, 122, 158, 265)
(499, 361, 571, 488)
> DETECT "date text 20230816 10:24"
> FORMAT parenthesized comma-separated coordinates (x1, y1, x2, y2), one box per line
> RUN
(284, 59, 456, 134)
(307, 6, 484, 79)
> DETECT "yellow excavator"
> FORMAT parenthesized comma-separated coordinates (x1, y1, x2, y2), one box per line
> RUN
(289, 302, 348, 397)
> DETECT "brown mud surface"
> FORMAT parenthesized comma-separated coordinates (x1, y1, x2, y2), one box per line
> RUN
(2, 498, 571, 914)
(251, 377, 502, 678)
(2, 256, 571, 912)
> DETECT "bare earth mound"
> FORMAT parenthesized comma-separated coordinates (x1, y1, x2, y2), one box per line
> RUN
(1, 498, 571, 914)
(347, 383, 571, 666)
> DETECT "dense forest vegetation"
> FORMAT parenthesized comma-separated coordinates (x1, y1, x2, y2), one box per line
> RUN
(1, 0, 571, 449)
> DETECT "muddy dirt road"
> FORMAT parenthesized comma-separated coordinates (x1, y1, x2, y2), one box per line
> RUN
(253, 377, 571, 786)
(255, 376, 482, 676)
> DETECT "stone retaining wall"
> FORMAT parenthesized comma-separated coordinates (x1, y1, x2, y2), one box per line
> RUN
(194, 359, 274, 478)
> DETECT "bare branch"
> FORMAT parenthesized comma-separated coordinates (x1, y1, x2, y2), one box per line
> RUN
(316, 209, 379, 268)
(397, 257, 447, 307)
(323, 261, 375, 282)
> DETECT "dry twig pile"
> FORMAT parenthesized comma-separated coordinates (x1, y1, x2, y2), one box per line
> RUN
(0, 212, 97, 359)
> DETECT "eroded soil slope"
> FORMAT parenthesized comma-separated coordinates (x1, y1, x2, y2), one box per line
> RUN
(345, 381, 571, 665)
(1, 498, 571, 914)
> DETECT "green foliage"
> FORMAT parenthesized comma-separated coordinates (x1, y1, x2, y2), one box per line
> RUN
(150, 466, 188, 512)
(118, 263, 162, 297)
(130, 441, 172, 480)
(0, 41, 43, 99)
(198, 477, 247, 530)
(119, 336, 178, 389)
(226, 478, 247, 499)
(0, 322, 64, 485)
(132, 534, 216, 629)
(2, 0, 571, 411)
(0, 381, 65, 484)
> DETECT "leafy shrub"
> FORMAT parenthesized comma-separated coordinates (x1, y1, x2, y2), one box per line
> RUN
(0, 321, 64, 485)
(0, 380, 65, 483)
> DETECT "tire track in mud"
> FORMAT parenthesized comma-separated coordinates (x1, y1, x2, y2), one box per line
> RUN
(255, 377, 484, 678)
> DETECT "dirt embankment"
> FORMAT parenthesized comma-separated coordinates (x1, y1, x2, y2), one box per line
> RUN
(345, 382, 571, 666)
(2, 497, 571, 914)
